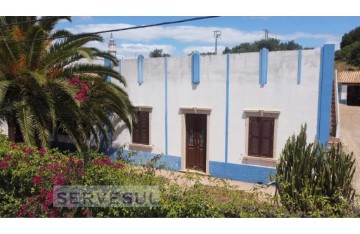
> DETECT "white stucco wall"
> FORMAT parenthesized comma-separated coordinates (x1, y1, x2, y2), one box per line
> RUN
(229, 50, 320, 164)
(0, 122, 8, 136)
(340, 84, 348, 102)
(112, 49, 321, 167)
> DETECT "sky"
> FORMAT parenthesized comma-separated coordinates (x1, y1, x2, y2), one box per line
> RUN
(55, 16, 360, 59)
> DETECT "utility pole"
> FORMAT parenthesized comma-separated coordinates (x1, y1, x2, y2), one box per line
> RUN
(264, 29, 269, 40)
(213, 30, 221, 54)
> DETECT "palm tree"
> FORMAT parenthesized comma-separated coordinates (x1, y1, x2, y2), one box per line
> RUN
(0, 16, 134, 155)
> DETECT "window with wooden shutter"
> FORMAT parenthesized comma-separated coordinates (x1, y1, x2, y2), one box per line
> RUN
(132, 111, 149, 145)
(248, 117, 274, 158)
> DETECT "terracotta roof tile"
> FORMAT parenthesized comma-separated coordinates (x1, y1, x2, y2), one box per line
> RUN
(338, 71, 360, 84)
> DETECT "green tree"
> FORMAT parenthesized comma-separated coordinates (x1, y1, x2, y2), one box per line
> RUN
(336, 26, 360, 66)
(149, 49, 170, 58)
(223, 38, 303, 54)
(340, 26, 360, 49)
(0, 16, 134, 155)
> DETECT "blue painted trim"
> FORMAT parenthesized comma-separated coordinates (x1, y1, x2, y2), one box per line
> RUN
(107, 149, 276, 184)
(297, 49, 302, 84)
(137, 55, 144, 85)
(259, 48, 268, 85)
(191, 52, 200, 84)
(104, 58, 112, 83)
(209, 161, 275, 184)
(316, 44, 335, 145)
(164, 57, 168, 157)
(225, 54, 230, 163)
(118, 150, 181, 171)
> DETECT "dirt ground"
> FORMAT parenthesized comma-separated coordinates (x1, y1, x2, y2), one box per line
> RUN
(339, 103, 360, 193)
(155, 169, 276, 196)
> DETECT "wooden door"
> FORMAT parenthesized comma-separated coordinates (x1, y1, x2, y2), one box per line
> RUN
(186, 114, 207, 172)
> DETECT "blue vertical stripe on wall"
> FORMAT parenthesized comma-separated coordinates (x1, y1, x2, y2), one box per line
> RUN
(297, 49, 302, 84)
(191, 52, 200, 84)
(137, 55, 144, 85)
(104, 58, 112, 83)
(225, 53, 230, 163)
(164, 57, 168, 157)
(259, 48, 268, 85)
(316, 44, 335, 145)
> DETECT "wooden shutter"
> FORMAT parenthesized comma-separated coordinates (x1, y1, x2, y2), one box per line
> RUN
(260, 118, 274, 157)
(248, 117, 274, 158)
(132, 111, 141, 144)
(139, 111, 149, 145)
(132, 111, 149, 145)
(248, 117, 261, 156)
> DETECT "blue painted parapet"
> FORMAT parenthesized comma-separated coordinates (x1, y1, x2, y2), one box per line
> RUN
(316, 44, 335, 145)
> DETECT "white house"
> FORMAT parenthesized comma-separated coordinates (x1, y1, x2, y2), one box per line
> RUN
(104, 38, 336, 184)
(0, 36, 336, 184)
(338, 70, 360, 106)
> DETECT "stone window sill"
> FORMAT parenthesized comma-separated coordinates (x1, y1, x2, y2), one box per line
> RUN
(242, 155, 277, 168)
(179, 169, 210, 176)
(129, 143, 153, 152)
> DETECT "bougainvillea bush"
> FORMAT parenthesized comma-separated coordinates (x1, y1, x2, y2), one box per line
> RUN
(0, 133, 165, 217)
(1, 133, 360, 218)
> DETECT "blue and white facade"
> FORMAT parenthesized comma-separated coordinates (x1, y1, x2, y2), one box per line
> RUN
(0, 36, 335, 184)
(104, 42, 336, 184)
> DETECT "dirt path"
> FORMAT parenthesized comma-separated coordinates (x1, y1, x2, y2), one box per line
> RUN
(339, 104, 360, 193)
(155, 169, 276, 196)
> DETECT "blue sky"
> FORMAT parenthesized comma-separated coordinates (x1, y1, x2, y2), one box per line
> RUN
(56, 16, 360, 58)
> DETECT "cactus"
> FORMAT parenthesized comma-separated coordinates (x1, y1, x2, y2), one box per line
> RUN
(275, 125, 356, 215)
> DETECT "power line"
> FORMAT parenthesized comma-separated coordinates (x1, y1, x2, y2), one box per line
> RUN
(0, 16, 220, 44)
(0, 16, 63, 29)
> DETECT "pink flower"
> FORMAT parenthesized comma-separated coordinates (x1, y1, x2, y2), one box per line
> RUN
(45, 192, 54, 205)
(68, 77, 81, 86)
(112, 163, 125, 169)
(92, 158, 112, 166)
(68, 157, 75, 164)
(102, 158, 112, 165)
(51, 175, 57, 183)
(31, 176, 43, 184)
(38, 148, 47, 155)
(48, 162, 58, 171)
(10, 143, 19, 149)
(76, 160, 84, 167)
(38, 166, 45, 173)
(22, 147, 34, 154)
(51, 173, 66, 185)
(57, 176, 66, 185)
(41, 204, 48, 212)
(68, 77, 91, 101)
(18, 204, 26, 217)
(48, 210, 57, 218)
(0, 160, 9, 169)
(75, 92, 88, 101)
(82, 209, 92, 218)
(4, 154, 12, 161)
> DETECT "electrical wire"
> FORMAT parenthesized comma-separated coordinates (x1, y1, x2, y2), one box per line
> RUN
(0, 16, 219, 44)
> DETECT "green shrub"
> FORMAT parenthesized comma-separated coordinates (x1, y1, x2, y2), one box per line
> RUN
(275, 125, 356, 217)
(1, 132, 359, 218)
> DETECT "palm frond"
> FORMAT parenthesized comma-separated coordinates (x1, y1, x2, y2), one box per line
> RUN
(14, 100, 36, 146)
